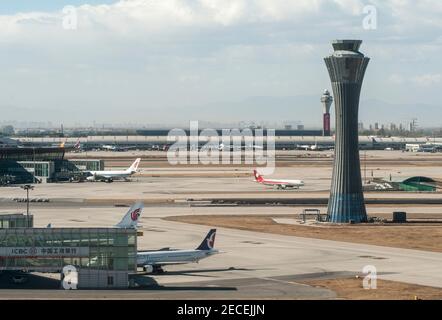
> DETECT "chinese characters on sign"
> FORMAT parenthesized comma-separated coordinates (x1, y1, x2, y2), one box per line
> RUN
(0, 247, 89, 257)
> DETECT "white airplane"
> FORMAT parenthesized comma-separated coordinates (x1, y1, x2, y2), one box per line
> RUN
(48, 202, 143, 229)
(253, 169, 304, 190)
(296, 143, 332, 151)
(69, 139, 82, 152)
(86, 158, 141, 182)
(199, 143, 264, 152)
(137, 229, 219, 274)
(101, 144, 118, 151)
(101, 144, 137, 152)
(219, 143, 264, 151)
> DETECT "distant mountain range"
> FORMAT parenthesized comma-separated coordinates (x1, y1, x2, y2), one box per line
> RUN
(179, 96, 441, 128)
(1, 96, 440, 128)
(359, 98, 441, 128)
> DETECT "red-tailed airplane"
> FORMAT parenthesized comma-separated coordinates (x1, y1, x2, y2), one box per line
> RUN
(253, 170, 304, 190)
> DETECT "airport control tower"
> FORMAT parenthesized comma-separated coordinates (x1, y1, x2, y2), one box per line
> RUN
(321, 90, 333, 136)
(324, 40, 369, 223)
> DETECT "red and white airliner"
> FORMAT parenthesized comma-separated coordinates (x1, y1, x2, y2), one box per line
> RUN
(253, 170, 304, 190)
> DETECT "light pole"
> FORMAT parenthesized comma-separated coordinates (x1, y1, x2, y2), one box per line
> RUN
(21, 184, 34, 227)
(364, 150, 367, 184)
(33, 147, 36, 184)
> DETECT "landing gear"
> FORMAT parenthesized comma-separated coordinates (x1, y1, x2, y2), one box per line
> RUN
(142, 265, 165, 274)
(153, 266, 165, 274)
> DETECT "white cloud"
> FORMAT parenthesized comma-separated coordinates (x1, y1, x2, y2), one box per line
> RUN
(386, 0, 442, 27)
(0, 0, 439, 44)
(388, 73, 441, 87)
(388, 74, 404, 84)
(0, 0, 441, 125)
(412, 74, 441, 86)
(0, 0, 379, 36)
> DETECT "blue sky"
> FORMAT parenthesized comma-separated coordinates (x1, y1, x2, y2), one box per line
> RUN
(0, 1, 116, 14)
(0, 0, 441, 127)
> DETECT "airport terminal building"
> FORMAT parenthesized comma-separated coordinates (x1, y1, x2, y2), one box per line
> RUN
(0, 147, 104, 184)
(0, 214, 137, 289)
(16, 134, 442, 152)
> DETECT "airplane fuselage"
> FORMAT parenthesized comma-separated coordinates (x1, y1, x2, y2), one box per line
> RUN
(137, 249, 218, 266)
(87, 170, 136, 181)
(84, 158, 140, 182)
(258, 179, 304, 189)
(89, 170, 134, 177)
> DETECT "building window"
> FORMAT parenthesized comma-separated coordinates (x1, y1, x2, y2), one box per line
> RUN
(107, 276, 114, 286)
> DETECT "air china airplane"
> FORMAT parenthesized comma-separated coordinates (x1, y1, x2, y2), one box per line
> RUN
(137, 229, 219, 274)
(253, 170, 304, 190)
(86, 158, 141, 182)
(49, 202, 143, 229)
(115, 202, 143, 228)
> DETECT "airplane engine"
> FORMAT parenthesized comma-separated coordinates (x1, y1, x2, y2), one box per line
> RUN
(143, 265, 154, 273)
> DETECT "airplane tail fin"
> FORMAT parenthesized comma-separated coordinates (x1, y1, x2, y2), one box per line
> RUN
(128, 158, 141, 173)
(253, 169, 263, 182)
(115, 202, 144, 228)
(196, 229, 217, 250)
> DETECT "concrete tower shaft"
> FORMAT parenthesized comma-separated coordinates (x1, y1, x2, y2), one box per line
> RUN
(321, 89, 333, 136)
(324, 40, 369, 223)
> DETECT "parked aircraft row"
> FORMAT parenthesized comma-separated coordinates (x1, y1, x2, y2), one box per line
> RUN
(66, 139, 306, 188)
(67, 140, 267, 152)
(199, 143, 264, 151)
(80, 158, 306, 190)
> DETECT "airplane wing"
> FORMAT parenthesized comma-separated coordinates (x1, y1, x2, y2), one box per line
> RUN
(147, 262, 190, 266)
(99, 174, 112, 179)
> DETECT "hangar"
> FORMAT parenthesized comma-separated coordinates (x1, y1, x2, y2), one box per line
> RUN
(378, 176, 438, 192)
